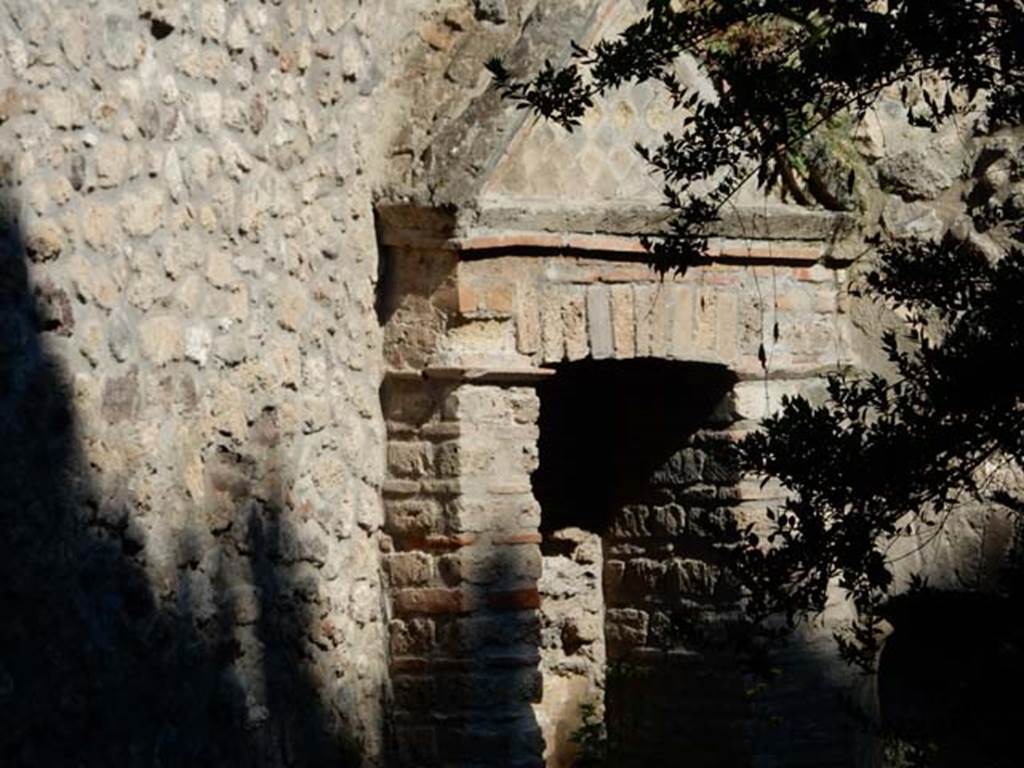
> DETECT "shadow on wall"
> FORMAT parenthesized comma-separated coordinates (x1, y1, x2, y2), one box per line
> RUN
(533, 359, 752, 767)
(0, 189, 361, 765)
(877, 589, 1024, 767)
(379, 377, 545, 767)
(532, 359, 878, 768)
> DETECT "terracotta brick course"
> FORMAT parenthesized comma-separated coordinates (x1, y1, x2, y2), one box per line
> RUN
(393, 588, 469, 616)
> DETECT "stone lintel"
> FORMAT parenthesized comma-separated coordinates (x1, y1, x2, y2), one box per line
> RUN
(381, 228, 826, 263)
(383, 366, 556, 384)
(425, 366, 555, 384)
(377, 202, 855, 263)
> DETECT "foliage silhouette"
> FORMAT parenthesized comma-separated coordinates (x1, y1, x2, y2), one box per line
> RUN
(491, 0, 1024, 669)
(490, 0, 1022, 267)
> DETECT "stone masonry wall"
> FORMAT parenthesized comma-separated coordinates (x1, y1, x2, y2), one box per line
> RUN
(535, 527, 605, 768)
(603, 419, 749, 768)
(0, 1, 520, 765)
(379, 223, 855, 765)
(381, 378, 545, 767)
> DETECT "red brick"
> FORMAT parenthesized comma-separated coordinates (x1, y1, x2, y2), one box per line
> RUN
(391, 657, 431, 673)
(486, 588, 541, 611)
(393, 588, 468, 615)
(402, 532, 476, 551)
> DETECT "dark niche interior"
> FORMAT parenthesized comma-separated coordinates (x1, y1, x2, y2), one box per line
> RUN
(531, 358, 738, 538)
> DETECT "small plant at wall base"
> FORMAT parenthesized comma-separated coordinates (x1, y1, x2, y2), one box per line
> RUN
(569, 702, 607, 768)
(490, 0, 1024, 671)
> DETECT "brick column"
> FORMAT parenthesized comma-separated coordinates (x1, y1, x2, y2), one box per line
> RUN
(382, 377, 544, 768)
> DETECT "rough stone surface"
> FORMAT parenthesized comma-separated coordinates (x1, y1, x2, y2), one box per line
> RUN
(877, 147, 954, 201)
(0, 1, 527, 766)
(5, 1, 1023, 767)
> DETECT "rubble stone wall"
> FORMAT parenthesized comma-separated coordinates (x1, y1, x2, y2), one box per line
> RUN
(5, 0, 1023, 766)
(0, 1, 532, 765)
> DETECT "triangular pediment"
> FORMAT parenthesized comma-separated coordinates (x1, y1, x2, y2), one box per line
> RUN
(390, 0, 848, 247)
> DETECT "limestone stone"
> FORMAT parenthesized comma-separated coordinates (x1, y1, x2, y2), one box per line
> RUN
(586, 284, 613, 359)
(107, 311, 135, 362)
(196, 90, 223, 134)
(95, 141, 127, 187)
(139, 315, 185, 366)
(122, 188, 165, 237)
(275, 278, 309, 332)
(877, 147, 953, 201)
(103, 14, 143, 70)
(205, 250, 237, 288)
(226, 15, 250, 52)
(882, 198, 945, 242)
(198, 1, 227, 42)
(163, 148, 185, 202)
(39, 89, 79, 130)
(185, 325, 212, 367)
(59, 13, 88, 69)
(68, 253, 119, 309)
(24, 220, 64, 262)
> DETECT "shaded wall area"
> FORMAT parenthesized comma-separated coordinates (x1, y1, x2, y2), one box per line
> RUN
(533, 359, 749, 767)
(877, 591, 1024, 767)
(381, 377, 544, 768)
(0, 196, 374, 766)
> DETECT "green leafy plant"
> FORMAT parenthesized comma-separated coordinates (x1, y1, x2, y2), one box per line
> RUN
(494, 0, 1024, 666)
(569, 702, 607, 768)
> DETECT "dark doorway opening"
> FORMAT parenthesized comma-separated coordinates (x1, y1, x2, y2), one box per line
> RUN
(532, 358, 749, 767)
(532, 358, 737, 537)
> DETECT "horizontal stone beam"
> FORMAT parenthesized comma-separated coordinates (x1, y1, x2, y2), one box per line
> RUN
(381, 228, 825, 263)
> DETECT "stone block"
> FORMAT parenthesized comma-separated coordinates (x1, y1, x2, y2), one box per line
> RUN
(610, 282, 636, 357)
(663, 558, 719, 600)
(716, 291, 739, 361)
(668, 283, 694, 358)
(434, 670, 543, 711)
(632, 283, 657, 356)
(606, 608, 649, 657)
(390, 618, 436, 656)
(515, 278, 541, 355)
(562, 286, 588, 361)
(440, 613, 541, 654)
(432, 440, 462, 477)
(445, 495, 541, 533)
(621, 558, 666, 602)
(694, 285, 718, 355)
(455, 543, 542, 586)
(386, 499, 442, 539)
(651, 286, 675, 358)
(586, 284, 613, 359)
(540, 286, 565, 361)
(121, 187, 165, 237)
(387, 441, 434, 479)
(878, 147, 953, 201)
(458, 280, 515, 318)
(730, 378, 823, 422)
(386, 552, 435, 587)
(139, 315, 184, 366)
